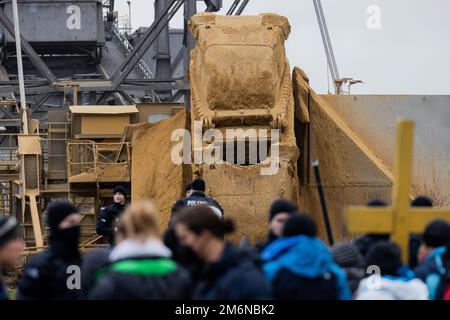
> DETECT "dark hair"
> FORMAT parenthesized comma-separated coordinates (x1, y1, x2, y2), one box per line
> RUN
(422, 219, 450, 248)
(174, 206, 234, 239)
(367, 199, 387, 207)
(411, 196, 433, 207)
(365, 241, 402, 276)
(282, 213, 317, 237)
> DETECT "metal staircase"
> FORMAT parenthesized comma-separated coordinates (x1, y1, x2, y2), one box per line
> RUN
(111, 24, 154, 80)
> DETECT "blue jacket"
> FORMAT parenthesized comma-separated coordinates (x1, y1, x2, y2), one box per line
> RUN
(193, 243, 272, 300)
(262, 235, 352, 300)
(414, 246, 446, 299)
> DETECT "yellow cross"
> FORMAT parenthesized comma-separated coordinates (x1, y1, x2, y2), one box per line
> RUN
(345, 119, 450, 263)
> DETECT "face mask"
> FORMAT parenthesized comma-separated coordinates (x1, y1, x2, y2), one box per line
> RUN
(53, 225, 80, 248)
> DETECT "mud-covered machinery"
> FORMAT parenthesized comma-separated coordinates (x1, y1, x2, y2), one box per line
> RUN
(129, 12, 398, 243)
(188, 13, 299, 242)
(3, 9, 447, 249)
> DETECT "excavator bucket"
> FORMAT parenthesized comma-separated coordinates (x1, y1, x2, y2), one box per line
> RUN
(188, 13, 299, 243)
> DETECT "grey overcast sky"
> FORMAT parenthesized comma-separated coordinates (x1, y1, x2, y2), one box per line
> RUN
(115, 0, 450, 94)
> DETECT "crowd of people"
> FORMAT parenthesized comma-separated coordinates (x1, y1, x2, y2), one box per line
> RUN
(0, 178, 450, 300)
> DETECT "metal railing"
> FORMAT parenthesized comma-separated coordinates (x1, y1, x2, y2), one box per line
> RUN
(111, 24, 161, 102)
(0, 181, 12, 216)
(67, 141, 131, 181)
(0, 133, 19, 164)
(111, 24, 154, 79)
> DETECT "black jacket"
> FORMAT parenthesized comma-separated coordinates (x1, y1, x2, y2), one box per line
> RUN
(17, 242, 82, 300)
(80, 248, 112, 299)
(96, 202, 125, 244)
(88, 240, 191, 300)
(171, 191, 223, 219)
(193, 243, 272, 300)
(254, 232, 279, 254)
(163, 227, 204, 283)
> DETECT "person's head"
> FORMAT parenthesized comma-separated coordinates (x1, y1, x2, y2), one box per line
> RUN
(0, 216, 23, 268)
(367, 199, 387, 207)
(174, 206, 234, 261)
(191, 178, 206, 193)
(269, 199, 297, 237)
(411, 196, 433, 207)
(282, 213, 317, 238)
(46, 200, 81, 246)
(116, 200, 159, 243)
(185, 182, 193, 197)
(422, 219, 450, 249)
(365, 241, 402, 276)
(331, 242, 365, 268)
(113, 185, 127, 204)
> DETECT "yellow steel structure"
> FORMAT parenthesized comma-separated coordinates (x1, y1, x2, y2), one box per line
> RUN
(345, 120, 450, 262)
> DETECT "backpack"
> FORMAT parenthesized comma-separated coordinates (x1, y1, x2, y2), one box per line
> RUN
(272, 267, 339, 300)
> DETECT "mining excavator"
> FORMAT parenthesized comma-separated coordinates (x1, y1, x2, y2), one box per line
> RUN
(1, 9, 448, 251)
(129, 12, 394, 243)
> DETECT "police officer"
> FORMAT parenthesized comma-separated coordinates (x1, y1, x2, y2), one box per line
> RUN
(96, 185, 127, 245)
(171, 178, 223, 219)
(165, 178, 223, 278)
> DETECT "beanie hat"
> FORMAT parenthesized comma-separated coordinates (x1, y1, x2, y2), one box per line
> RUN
(365, 241, 402, 276)
(282, 213, 317, 237)
(269, 199, 297, 222)
(113, 185, 127, 197)
(422, 219, 450, 248)
(0, 215, 19, 249)
(46, 200, 79, 232)
(191, 178, 205, 192)
(411, 196, 433, 207)
(331, 242, 365, 268)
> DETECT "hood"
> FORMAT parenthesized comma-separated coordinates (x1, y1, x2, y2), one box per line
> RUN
(109, 238, 172, 262)
(262, 235, 334, 280)
(426, 246, 446, 262)
(356, 275, 429, 300)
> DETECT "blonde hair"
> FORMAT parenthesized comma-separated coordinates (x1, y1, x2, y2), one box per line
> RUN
(117, 200, 159, 242)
